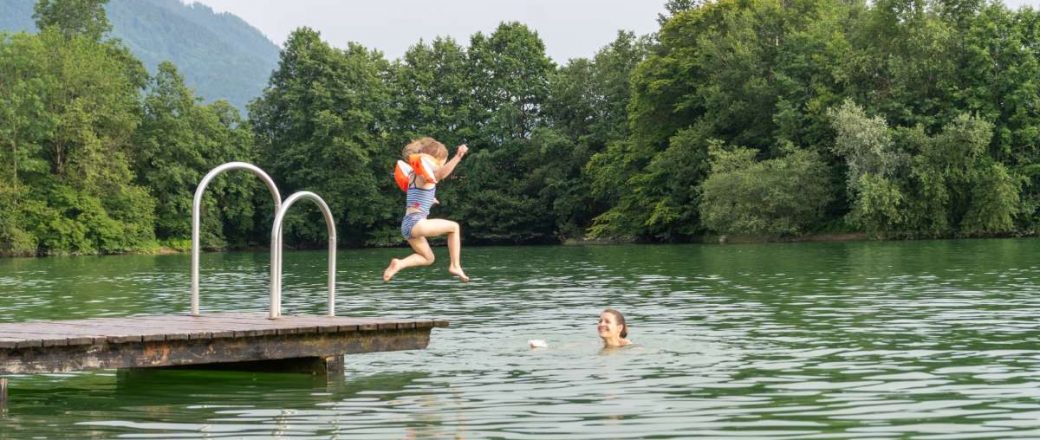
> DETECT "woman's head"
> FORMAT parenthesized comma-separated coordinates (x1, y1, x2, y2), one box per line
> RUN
(403, 137, 448, 165)
(598, 308, 628, 340)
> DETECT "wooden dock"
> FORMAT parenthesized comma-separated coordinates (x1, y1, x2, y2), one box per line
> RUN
(0, 313, 448, 376)
(0, 163, 452, 403)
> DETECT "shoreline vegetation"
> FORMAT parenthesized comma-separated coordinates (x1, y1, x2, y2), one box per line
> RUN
(4, 231, 973, 259)
(5, 0, 1040, 258)
(4, 231, 876, 258)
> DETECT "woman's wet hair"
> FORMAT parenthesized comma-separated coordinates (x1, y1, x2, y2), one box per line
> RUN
(603, 308, 627, 338)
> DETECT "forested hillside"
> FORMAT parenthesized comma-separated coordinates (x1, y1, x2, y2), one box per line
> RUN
(0, 1, 35, 32)
(3, 0, 1040, 257)
(0, 0, 279, 110)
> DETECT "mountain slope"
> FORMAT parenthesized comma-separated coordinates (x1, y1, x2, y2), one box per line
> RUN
(0, 0, 280, 111)
(0, 0, 36, 33)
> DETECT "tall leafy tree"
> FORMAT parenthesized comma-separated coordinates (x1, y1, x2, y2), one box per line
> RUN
(831, 101, 1021, 238)
(453, 22, 558, 243)
(134, 61, 257, 248)
(33, 0, 111, 41)
(391, 37, 472, 146)
(589, 0, 855, 240)
(250, 28, 396, 246)
(700, 143, 833, 236)
(0, 26, 154, 255)
(541, 31, 649, 237)
(466, 22, 554, 146)
(0, 32, 50, 254)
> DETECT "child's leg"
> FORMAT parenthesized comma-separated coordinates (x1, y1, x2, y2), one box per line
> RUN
(383, 236, 434, 282)
(409, 218, 468, 282)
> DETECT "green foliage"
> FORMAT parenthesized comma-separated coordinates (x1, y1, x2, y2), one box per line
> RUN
(700, 144, 834, 236)
(439, 22, 559, 243)
(390, 37, 472, 146)
(851, 173, 906, 238)
(591, 0, 856, 240)
(962, 161, 1021, 236)
(544, 32, 649, 237)
(829, 100, 903, 184)
(19, 181, 154, 254)
(0, 7, 154, 255)
(0, 185, 38, 256)
(250, 28, 395, 247)
(467, 22, 554, 145)
(134, 62, 259, 248)
(657, 0, 700, 25)
(831, 102, 1023, 238)
(33, 0, 111, 41)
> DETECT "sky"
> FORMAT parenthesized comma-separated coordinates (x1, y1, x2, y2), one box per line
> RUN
(185, 0, 666, 63)
(188, 0, 1040, 64)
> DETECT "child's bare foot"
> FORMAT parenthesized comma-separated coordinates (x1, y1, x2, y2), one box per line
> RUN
(449, 265, 469, 283)
(383, 259, 401, 282)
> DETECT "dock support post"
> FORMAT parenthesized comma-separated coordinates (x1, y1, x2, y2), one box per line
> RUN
(1, 377, 7, 404)
(324, 355, 344, 377)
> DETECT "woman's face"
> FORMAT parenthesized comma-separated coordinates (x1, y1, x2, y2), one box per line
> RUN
(598, 312, 623, 339)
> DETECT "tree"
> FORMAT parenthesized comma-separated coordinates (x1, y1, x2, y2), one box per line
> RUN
(543, 31, 649, 237)
(700, 144, 834, 236)
(466, 22, 554, 146)
(658, 0, 700, 24)
(250, 28, 396, 246)
(590, 0, 855, 239)
(828, 100, 909, 236)
(830, 101, 1022, 237)
(450, 22, 559, 243)
(391, 37, 472, 146)
(0, 27, 154, 255)
(33, 0, 111, 41)
(134, 62, 258, 248)
(0, 32, 51, 188)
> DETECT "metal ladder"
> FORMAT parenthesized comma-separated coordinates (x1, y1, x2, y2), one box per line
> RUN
(190, 162, 337, 319)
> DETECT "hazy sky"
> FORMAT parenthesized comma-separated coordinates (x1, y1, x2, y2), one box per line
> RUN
(188, 0, 1040, 64)
(186, 0, 665, 63)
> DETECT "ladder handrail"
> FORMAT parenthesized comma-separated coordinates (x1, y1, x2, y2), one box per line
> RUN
(269, 191, 337, 319)
(191, 162, 282, 317)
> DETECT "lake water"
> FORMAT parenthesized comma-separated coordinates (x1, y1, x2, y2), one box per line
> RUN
(2, 240, 1040, 438)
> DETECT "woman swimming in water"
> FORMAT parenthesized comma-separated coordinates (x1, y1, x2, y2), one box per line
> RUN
(598, 309, 631, 348)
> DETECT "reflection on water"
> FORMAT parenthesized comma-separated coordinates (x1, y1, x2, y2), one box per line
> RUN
(2, 239, 1040, 438)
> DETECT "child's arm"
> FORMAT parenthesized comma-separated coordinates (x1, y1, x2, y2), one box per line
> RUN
(435, 144, 468, 181)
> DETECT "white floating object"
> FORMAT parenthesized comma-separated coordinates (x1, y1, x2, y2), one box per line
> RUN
(528, 339, 548, 348)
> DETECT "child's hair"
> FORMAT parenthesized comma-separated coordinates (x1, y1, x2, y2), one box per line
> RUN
(403, 137, 448, 165)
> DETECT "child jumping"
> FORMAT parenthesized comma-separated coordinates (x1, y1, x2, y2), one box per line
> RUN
(383, 137, 470, 282)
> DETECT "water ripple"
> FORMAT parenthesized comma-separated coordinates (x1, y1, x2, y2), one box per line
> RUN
(2, 240, 1040, 438)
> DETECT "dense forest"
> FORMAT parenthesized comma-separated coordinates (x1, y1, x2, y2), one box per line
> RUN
(2, 0, 1040, 257)
(0, 0, 279, 111)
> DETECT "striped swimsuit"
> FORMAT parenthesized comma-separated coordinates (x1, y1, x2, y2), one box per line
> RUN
(400, 184, 436, 239)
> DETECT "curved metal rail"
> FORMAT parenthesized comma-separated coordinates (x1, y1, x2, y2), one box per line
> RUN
(269, 191, 337, 319)
(191, 162, 282, 316)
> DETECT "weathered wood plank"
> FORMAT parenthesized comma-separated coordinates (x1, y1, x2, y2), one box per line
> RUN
(0, 313, 449, 374)
(0, 327, 434, 374)
(0, 314, 445, 344)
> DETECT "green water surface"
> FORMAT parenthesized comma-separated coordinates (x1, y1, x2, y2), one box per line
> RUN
(1, 240, 1039, 438)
